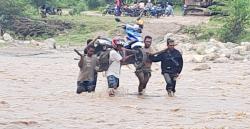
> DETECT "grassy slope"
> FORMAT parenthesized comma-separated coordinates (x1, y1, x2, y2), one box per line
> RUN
(186, 16, 250, 42)
(37, 6, 183, 46)
(34, 8, 248, 46)
(47, 15, 117, 46)
(44, 15, 135, 46)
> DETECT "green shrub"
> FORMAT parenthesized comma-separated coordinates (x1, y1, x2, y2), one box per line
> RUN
(219, 0, 250, 43)
(183, 25, 202, 39)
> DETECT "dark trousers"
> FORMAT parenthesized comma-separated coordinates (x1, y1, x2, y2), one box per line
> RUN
(115, 6, 121, 16)
(163, 73, 177, 93)
(135, 70, 151, 92)
(76, 81, 95, 94)
(92, 72, 98, 91)
(107, 75, 119, 89)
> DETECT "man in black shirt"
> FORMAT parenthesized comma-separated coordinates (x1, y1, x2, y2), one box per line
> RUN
(150, 38, 183, 97)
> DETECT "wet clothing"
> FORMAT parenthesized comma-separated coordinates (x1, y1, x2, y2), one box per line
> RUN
(135, 47, 155, 93)
(83, 45, 99, 92)
(77, 55, 98, 93)
(135, 69, 151, 92)
(150, 48, 183, 75)
(106, 49, 122, 88)
(77, 55, 98, 82)
(76, 81, 95, 93)
(150, 48, 183, 92)
(163, 73, 177, 92)
(143, 47, 155, 69)
(107, 75, 120, 89)
(106, 49, 122, 78)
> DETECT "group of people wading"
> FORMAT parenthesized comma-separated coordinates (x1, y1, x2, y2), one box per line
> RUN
(75, 35, 183, 97)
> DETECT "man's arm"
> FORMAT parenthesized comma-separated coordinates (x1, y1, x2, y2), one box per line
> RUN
(74, 49, 84, 68)
(78, 56, 83, 68)
(110, 50, 133, 64)
(149, 53, 162, 62)
(83, 36, 100, 54)
(85, 36, 101, 48)
(74, 49, 83, 57)
(121, 54, 134, 64)
(89, 36, 100, 45)
(176, 51, 183, 74)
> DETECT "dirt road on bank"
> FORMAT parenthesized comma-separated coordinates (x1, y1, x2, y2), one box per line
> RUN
(1, 16, 250, 129)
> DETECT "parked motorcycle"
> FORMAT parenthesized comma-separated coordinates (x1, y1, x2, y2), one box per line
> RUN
(142, 6, 165, 18)
(121, 7, 143, 17)
(39, 5, 62, 18)
(102, 4, 115, 16)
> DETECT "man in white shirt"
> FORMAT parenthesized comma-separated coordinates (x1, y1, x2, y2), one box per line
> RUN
(107, 38, 133, 97)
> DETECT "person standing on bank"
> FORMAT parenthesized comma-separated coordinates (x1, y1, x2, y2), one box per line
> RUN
(150, 38, 183, 97)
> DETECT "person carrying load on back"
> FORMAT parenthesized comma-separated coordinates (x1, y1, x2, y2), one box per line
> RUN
(74, 45, 99, 94)
(106, 37, 134, 97)
(150, 38, 183, 97)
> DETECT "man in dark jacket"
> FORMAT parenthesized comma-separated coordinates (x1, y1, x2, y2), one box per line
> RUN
(150, 38, 183, 97)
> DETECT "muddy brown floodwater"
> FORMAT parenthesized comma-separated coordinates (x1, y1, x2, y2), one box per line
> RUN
(0, 47, 250, 129)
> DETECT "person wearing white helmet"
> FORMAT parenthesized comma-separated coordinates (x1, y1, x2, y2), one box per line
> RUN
(106, 37, 133, 97)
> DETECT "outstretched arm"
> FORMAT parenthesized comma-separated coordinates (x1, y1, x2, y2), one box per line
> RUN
(74, 49, 84, 68)
(149, 53, 163, 62)
(85, 36, 101, 49)
(83, 36, 101, 54)
(89, 36, 100, 45)
(74, 49, 83, 57)
(121, 54, 134, 64)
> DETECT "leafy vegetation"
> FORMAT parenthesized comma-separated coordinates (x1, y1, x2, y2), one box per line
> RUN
(219, 0, 250, 43)
(1, 0, 250, 45)
(184, 0, 250, 43)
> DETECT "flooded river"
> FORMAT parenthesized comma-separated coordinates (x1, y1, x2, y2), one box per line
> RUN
(0, 48, 250, 129)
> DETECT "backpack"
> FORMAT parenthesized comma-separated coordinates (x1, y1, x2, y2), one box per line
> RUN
(95, 50, 111, 72)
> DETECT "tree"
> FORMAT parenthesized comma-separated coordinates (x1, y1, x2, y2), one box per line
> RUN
(30, 0, 47, 7)
(219, 0, 250, 43)
(0, 0, 24, 16)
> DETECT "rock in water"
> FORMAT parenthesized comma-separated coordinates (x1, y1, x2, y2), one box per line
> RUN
(241, 42, 250, 51)
(229, 54, 244, 61)
(192, 55, 207, 63)
(164, 33, 174, 41)
(44, 38, 56, 49)
(205, 53, 220, 61)
(3, 33, 13, 41)
(194, 44, 206, 55)
(232, 46, 247, 55)
(225, 42, 238, 49)
(193, 64, 211, 71)
(213, 57, 229, 63)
